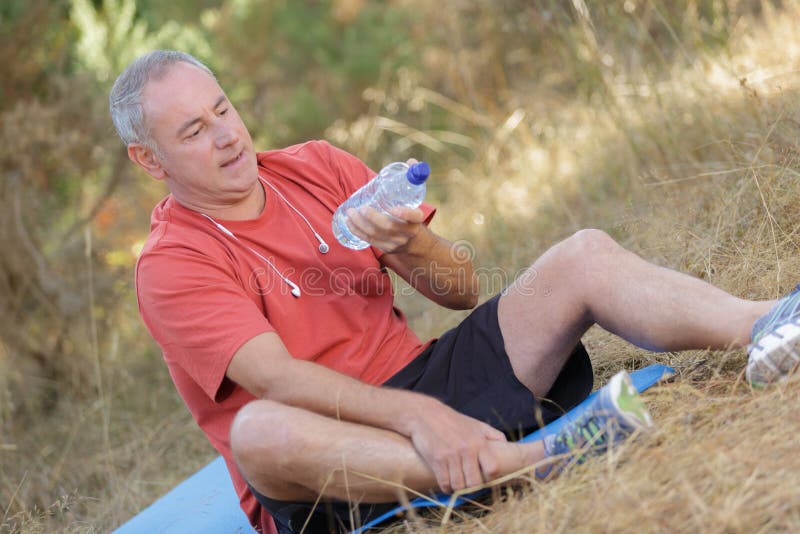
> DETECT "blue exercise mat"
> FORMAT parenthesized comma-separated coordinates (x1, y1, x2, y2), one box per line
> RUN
(114, 364, 674, 534)
(113, 455, 256, 533)
(351, 363, 675, 534)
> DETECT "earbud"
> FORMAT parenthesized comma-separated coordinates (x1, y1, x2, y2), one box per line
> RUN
(203, 176, 330, 299)
(202, 213, 303, 299)
(260, 176, 330, 255)
(287, 279, 301, 298)
(313, 232, 329, 254)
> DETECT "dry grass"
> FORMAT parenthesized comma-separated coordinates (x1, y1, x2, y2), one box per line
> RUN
(377, 373, 800, 533)
(4, 0, 800, 532)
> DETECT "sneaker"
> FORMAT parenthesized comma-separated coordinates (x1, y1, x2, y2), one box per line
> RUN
(539, 370, 652, 476)
(747, 285, 800, 385)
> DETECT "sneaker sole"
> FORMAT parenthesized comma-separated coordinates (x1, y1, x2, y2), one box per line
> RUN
(608, 371, 653, 429)
(747, 319, 800, 385)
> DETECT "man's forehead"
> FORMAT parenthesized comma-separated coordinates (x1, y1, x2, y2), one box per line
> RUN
(142, 64, 223, 122)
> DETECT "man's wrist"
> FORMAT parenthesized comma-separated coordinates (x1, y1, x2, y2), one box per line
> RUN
(383, 388, 435, 436)
(393, 224, 436, 257)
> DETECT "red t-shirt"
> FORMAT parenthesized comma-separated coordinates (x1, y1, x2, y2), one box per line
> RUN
(136, 140, 436, 532)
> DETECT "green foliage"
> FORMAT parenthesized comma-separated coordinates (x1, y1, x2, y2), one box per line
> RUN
(270, 1, 412, 84)
(69, 0, 212, 83)
(207, 0, 417, 145)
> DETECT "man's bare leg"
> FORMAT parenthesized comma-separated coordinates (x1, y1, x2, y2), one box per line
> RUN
(232, 230, 771, 505)
(499, 229, 774, 396)
(230, 399, 544, 502)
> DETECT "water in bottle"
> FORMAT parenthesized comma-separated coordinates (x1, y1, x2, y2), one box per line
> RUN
(332, 161, 430, 250)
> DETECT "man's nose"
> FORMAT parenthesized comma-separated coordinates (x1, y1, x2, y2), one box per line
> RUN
(214, 123, 239, 148)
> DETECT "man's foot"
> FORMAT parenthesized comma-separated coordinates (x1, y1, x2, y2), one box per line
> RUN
(539, 370, 652, 476)
(747, 285, 800, 386)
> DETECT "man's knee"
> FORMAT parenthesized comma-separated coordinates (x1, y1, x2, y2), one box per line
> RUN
(230, 400, 319, 501)
(547, 229, 621, 271)
(511, 229, 619, 295)
(230, 399, 295, 477)
(562, 228, 618, 257)
(530, 229, 621, 289)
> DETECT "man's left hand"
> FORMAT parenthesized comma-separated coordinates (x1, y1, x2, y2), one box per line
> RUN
(344, 205, 425, 253)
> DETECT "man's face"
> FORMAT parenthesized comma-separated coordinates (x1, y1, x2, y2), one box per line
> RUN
(139, 62, 258, 210)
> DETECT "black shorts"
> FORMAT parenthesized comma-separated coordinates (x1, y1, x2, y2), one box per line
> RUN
(253, 294, 593, 533)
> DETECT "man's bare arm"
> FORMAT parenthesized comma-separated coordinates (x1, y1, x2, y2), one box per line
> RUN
(227, 331, 506, 493)
(344, 206, 479, 309)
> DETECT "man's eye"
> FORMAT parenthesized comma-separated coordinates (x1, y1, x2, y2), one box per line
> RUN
(190, 128, 201, 138)
(219, 108, 228, 115)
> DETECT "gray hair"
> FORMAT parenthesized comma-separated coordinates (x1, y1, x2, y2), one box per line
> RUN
(109, 50, 216, 153)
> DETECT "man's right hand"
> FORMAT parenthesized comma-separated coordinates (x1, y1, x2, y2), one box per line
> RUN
(403, 395, 507, 493)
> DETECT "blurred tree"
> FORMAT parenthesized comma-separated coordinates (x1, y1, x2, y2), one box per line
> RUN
(207, 0, 417, 147)
(0, 0, 70, 108)
(0, 0, 210, 427)
(70, 0, 212, 82)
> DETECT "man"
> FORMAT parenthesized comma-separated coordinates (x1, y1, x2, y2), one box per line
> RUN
(110, 50, 799, 533)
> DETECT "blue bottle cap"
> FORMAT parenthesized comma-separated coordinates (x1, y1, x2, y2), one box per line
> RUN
(406, 162, 430, 185)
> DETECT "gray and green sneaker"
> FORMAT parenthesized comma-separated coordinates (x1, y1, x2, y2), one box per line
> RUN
(747, 285, 800, 386)
(539, 370, 652, 476)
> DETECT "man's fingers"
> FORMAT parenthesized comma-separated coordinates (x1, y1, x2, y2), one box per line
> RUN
(478, 449, 500, 482)
(348, 207, 407, 235)
(344, 208, 371, 240)
(360, 207, 401, 232)
(409, 405, 505, 495)
(433, 461, 451, 494)
(366, 205, 423, 227)
(387, 206, 424, 223)
(344, 206, 422, 252)
(461, 451, 484, 489)
(447, 459, 466, 493)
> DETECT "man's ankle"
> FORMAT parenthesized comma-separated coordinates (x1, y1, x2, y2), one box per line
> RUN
(519, 440, 546, 471)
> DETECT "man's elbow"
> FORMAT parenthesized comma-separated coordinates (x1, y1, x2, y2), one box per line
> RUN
(463, 273, 480, 309)
(446, 288, 478, 310)
(465, 292, 479, 309)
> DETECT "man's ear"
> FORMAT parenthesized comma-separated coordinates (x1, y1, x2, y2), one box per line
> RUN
(127, 143, 167, 180)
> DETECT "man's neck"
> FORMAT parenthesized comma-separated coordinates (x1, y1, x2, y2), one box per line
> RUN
(177, 181, 266, 221)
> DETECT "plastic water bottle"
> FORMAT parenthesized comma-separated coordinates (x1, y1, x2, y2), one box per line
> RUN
(332, 161, 430, 250)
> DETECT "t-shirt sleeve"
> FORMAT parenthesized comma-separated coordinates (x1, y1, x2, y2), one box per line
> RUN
(136, 245, 275, 402)
(321, 142, 436, 257)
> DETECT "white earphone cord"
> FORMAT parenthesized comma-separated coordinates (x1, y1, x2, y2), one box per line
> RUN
(198, 175, 335, 298)
(199, 213, 302, 298)
(259, 177, 330, 254)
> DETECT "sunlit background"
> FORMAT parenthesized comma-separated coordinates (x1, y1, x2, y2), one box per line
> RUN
(2, 0, 800, 530)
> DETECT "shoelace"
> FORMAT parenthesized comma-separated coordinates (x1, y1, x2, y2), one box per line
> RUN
(547, 410, 625, 458)
(537, 412, 625, 480)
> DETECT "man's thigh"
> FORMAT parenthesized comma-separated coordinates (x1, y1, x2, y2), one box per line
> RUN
(384, 293, 594, 436)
